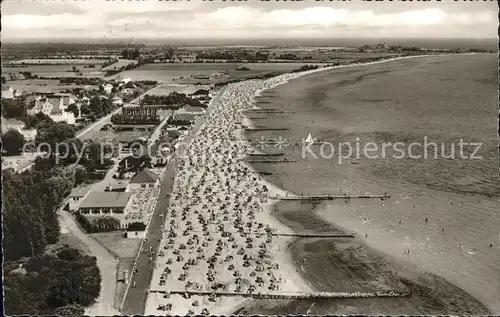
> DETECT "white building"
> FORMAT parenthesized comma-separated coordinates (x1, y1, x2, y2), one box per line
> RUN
(2, 86, 15, 99)
(68, 187, 91, 211)
(78, 192, 133, 215)
(126, 168, 160, 190)
(174, 105, 205, 116)
(1, 117, 38, 141)
(102, 83, 114, 94)
(28, 96, 76, 124)
(122, 88, 135, 95)
(173, 52, 197, 63)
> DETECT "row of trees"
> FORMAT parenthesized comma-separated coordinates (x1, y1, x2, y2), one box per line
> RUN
(142, 92, 207, 108)
(121, 48, 140, 60)
(75, 213, 122, 233)
(291, 64, 320, 73)
(3, 168, 74, 260)
(4, 246, 101, 315)
(110, 113, 161, 125)
(66, 96, 117, 121)
(59, 77, 101, 85)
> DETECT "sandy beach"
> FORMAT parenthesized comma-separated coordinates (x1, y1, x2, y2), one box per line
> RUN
(144, 54, 494, 315)
(143, 65, 340, 315)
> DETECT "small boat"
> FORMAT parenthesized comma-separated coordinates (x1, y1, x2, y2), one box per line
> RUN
(305, 133, 315, 145)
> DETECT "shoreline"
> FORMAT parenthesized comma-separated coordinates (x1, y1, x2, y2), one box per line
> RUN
(238, 54, 493, 314)
(144, 67, 345, 315)
(143, 54, 491, 315)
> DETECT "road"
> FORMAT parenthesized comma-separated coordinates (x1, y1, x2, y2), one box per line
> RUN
(16, 84, 162, 173)
(121, 156, 178, 315)
(120, 85, 226, 314)
(60, 209, 119, 316)
(77, 84, 163, 140)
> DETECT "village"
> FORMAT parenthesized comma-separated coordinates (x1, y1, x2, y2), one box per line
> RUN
(1, 68, 218, 313)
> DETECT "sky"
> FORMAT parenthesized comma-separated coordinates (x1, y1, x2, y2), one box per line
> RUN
(1, 0, 498, 41)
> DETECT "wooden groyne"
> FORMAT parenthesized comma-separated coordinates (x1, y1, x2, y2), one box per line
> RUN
(258, 171, 273, 175)
(149, 290, 411, 300)
(248, 153, 284, 157)
(245, 128, 290, 131)
(273, 233, 355, 238)
(270, 194, 390, 200)
(247, 110, 293, 114)
(247, 159, 296, 164)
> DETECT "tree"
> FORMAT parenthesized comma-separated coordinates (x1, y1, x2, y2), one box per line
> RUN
(74, 164, 87, 185)
(2, 98, 27, 119)
(54, 304, 85, 316)
(2, 129, 26, 155)
(36, 123, 75, 148)
(25, 112, 54, 129)
(67, 103, 79, 117)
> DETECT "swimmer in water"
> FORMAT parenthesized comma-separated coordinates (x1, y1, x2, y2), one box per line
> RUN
(489, 244, 493, 248)
(425, 218, 428, 223)
(399, 220, 402, 225)
(413, 204, 416, 208)
(365, 233, 368, 238)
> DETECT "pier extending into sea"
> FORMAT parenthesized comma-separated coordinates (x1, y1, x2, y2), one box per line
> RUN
(269, 194, 390, 200)
(248, 153, 285, 157)
(247, 159, 297, 163)
(149, 289, 411, 300)
(245, 128, 290, 131)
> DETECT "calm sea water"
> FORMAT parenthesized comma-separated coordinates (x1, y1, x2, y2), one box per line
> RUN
(247, 54, 500, 312)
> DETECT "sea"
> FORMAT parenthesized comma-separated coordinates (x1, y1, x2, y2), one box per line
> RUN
(244, 53, 499, 314)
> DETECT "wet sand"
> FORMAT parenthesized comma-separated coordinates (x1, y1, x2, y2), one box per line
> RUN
(236, 200, 490, 315)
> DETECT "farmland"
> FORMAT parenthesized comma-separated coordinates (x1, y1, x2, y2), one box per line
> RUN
(6, 58, 105, 65)
(3, 64, 105, 78)
(102, 59, 138, 71)
(116, 62, 320, 84)
(147, 84, 212, 96)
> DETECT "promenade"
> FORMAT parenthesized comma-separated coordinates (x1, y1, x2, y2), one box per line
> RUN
(120, 86, 225, 314)
(120, 156, 177, 315)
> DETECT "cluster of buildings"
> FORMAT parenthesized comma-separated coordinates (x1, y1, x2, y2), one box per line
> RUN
(27, 92, 78, 124)
(1, 117, 37, 141)
(68, 168, 160, 237)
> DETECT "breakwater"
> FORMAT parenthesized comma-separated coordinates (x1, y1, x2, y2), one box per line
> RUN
(149, 290, 411, 300)
(247, 159, 297, 163)
(269, 194, 390, 201)
(273, 233, 355, 238)
(248, 153, 285, 157)
(245, 128, 290, 131)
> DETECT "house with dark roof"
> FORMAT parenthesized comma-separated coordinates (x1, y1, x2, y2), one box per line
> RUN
(127, 168, 160, 190)
(125, 222, 147, 239)
(78, 192, 132, 215)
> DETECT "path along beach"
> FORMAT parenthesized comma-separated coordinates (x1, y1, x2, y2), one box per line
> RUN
(145, 55, 496, 315)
